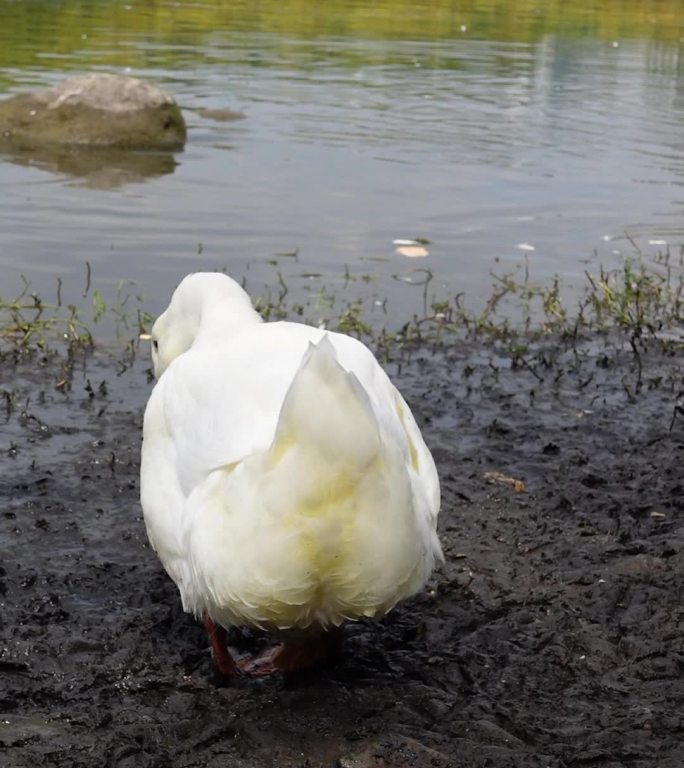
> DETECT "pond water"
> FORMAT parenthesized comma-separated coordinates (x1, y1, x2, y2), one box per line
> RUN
(1, 0, 684, 325)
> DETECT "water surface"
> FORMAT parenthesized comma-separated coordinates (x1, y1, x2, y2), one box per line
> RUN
(1, 0, 683, 323)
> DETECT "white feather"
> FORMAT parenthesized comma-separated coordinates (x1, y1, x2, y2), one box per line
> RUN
(140, 273, 442, 632)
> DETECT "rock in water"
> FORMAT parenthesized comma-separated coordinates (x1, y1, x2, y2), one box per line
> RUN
(0, 73, 186, 150)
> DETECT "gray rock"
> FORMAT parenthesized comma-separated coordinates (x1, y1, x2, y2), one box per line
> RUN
(0, 73, 186, 150)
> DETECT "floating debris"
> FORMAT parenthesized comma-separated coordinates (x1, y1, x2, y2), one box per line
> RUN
(396, 245, 429, 258)
(516, 243, 535, 252)
(393, 238, 429, 258)
(649, 239, 667, 246)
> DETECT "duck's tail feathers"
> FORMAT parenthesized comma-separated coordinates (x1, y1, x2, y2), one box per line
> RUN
(271, 334, 380, 471)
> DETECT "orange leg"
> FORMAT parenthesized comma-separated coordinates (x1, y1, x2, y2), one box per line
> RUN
(202, 612, 240, 677)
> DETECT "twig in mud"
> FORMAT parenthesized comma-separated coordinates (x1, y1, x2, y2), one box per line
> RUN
(515, 354, 544, 383)
(628, 335, 643, 394)
(669, 391, 684, 432)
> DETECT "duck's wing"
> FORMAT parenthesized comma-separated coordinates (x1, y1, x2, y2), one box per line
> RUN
(140, 322, 329, 594)
(146, 318, 440, 514)
(150, 323, 328, 494)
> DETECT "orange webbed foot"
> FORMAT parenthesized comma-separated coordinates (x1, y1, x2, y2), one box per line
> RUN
(201, 615, 343, 678)
(241, 628, 344, 676)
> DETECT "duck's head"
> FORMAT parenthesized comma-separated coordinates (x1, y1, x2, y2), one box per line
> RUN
(149, 272, 260, 378)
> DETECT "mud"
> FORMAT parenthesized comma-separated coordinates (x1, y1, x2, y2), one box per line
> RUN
(0, 334, 682, 767)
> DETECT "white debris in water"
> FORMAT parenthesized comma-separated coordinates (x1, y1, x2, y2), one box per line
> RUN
(649, 239, 667, 245)
(393, 238, 430, 256)
(396, 245, 428, 258)
(612, 41, 619, 48)
(394, 272, 426, 283)
(601, 235, 612, 241)
(516, 242, 535, 251)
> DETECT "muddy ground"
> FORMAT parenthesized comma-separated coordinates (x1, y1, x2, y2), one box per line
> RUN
(0, 332, 682, 768)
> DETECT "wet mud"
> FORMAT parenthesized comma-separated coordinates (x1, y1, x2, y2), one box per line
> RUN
(0, 335, 682, 767)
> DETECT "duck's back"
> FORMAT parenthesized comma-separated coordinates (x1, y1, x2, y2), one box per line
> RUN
(141, 321, 441, 629)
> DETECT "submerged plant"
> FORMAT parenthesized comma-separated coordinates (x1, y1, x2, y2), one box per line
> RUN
(0, 277, 94, 352)
(582, 258, 683, 335)
(0, 268, 161, 392)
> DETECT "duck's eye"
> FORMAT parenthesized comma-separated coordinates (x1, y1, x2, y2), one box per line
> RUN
(153, 339, 159, 351)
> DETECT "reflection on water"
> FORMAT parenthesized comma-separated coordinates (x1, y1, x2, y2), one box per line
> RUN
(1, 145, 178, 189)
(0, 0, 683, 322)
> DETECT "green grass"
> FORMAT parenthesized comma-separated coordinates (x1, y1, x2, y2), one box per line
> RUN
(0, 269, 154, 388)
(2, 255, 683, 373)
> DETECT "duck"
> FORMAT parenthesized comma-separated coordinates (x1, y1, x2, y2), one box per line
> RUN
(140, 272, 442, 675)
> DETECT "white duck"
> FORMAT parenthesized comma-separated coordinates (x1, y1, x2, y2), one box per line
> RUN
(140, 273, 442, 675)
